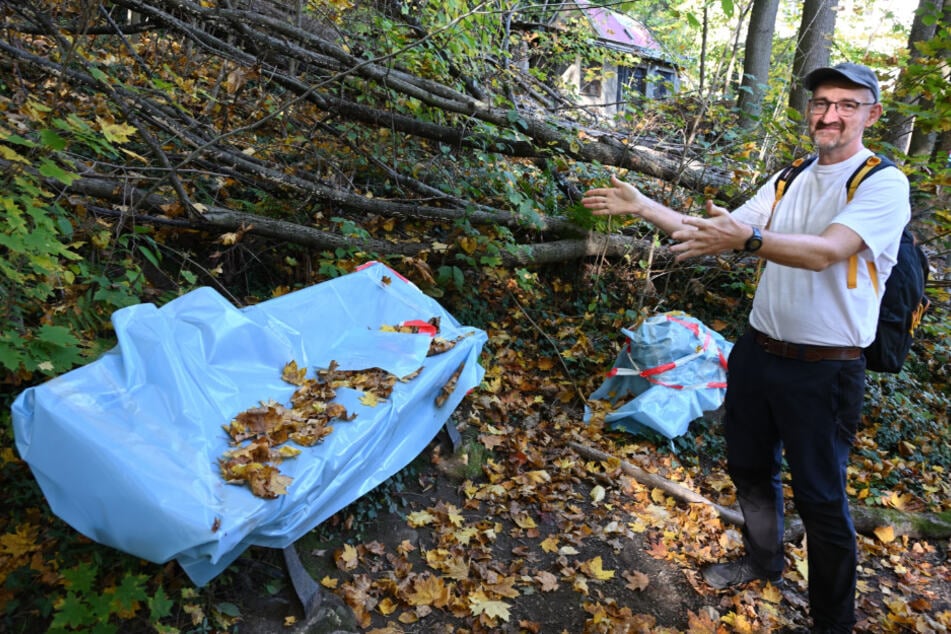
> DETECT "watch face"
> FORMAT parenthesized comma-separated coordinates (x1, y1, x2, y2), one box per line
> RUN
(746, 227, 763, 252)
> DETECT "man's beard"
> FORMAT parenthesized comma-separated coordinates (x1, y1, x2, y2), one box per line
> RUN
(812, 124, 843, 152)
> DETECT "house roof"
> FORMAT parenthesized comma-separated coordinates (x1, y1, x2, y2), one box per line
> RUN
(574, 0, 662, 52)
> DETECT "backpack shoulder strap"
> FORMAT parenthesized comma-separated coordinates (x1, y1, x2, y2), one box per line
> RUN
(845, 153, 896, 202)
(846, 153, 899, 290)
(772, 155, 817, 210)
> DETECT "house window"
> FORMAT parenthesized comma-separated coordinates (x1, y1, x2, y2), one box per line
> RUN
(652, 70, 675, 99)
(616, 66, 647, 103)
(580, 65, 602, 97)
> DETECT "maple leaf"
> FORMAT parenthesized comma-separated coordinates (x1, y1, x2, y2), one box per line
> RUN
(335, 544, 359, 571)
(97, 117, 137, 143)
(582, 556, 615, 581)
(512, 512, 537, 529)
(535, 570, 559, 591)
(685, 607, 720, 633)
(623, 569, 649, 591)
(359, 391, 380, 407)
(468, 591, 510, 623)
(406, 510, 435, 527)
(874, 525, 896, 543)
(443, 555, 470, 581)
(281, 360, 308, 385)
(405, 574, 450, 608)
(540, 535, 559, 553)
(0, 523, 40, 559)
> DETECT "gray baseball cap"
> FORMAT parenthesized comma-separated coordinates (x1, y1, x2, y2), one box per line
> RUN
(803, 63, 880, 102)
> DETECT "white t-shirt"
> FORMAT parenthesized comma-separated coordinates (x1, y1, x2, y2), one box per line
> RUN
(731, 149, 910, 347)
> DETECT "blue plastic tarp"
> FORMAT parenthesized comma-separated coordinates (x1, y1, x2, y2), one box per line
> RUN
(586, 312, 732, 439)
(11, 262, 487, 586)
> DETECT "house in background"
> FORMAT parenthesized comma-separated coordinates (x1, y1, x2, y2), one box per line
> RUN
(555, 0, 680, 117)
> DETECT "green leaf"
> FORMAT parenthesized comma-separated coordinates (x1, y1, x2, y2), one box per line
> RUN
(216, 601, 242, 617)
(137, 244, 161, 268)
(88, 66, 110, 83)
(4, 134, 36, 147)
(721, 0, 734, 17)
(62, 563, 98, 595)
(38, 159, 79, 186)
(35, 324, 81, 347)
(112, 573, 149, 615)
(148, 586, 175, 621)
(39, 129, 67, 151)
(50, 592, 92, 629)
(0, 341, 25, 372)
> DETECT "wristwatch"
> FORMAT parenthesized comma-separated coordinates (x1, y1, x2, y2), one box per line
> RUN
(744, 226, 763, 252)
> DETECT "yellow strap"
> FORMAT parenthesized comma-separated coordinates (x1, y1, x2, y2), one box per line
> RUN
(769, 157, 808, 219)
(845, 155, 883, 293)
(847, 155, 882, 201)
(866, 260, 879, 296)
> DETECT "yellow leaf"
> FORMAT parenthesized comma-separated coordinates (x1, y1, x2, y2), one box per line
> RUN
(540, 535, 559, 553)
(445, 505, 464, 527)
(97, 117, 137, 144)
(406, 574, 450, 608)
(761, 581, 783, 603)
(468, 592, 510, 622)
(336, 544, 359, 571)
(459, 236, 478, 254)
(377, 597, 398, 616)
(0, 523, 40, 559)
(453, 526, 478, 545)
(512, 512, 537, 529)
(320, 576, 338, 588)
(360, 391, 380, 407)
(874, 525, 896, 543)
(406, 510, 435, 527)
(0, 144, 29, 163)
(583, 556, 615, 581)
(650, 487, 667, 504)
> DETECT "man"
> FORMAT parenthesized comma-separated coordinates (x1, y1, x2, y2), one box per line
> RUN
(581, 63, 909, 633)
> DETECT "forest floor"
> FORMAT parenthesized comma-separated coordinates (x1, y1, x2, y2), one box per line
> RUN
(215, 402, 950, 634)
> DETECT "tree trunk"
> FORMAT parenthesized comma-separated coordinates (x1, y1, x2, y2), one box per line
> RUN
(908, 0, 950, 157)
(737, 0, 781, 128)
(788, 0, 838, 115)
(882, 0, 942, 153)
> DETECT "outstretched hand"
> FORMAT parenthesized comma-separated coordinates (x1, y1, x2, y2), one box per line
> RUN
(581, 175, 647, 217)
(670, 200, 747, 261)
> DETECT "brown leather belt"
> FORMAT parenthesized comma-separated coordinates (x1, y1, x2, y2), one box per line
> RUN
(751, 329, 862, 362)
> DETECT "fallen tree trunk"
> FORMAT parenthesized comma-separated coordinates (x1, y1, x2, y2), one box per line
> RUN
(568, 441, 951, 541)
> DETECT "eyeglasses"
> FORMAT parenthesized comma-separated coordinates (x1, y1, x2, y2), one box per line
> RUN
(808, 98, 876, 117)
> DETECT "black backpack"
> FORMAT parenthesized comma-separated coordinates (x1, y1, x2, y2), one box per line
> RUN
(771, 154, 930, 373)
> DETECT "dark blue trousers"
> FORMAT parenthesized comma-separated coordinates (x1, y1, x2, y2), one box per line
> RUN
(724, 329, 865, 632)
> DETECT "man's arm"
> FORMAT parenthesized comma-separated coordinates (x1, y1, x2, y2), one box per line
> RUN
(581, 174, 687, 236)
(672, 205, 867, 268)
(582, 173, 866, 268)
